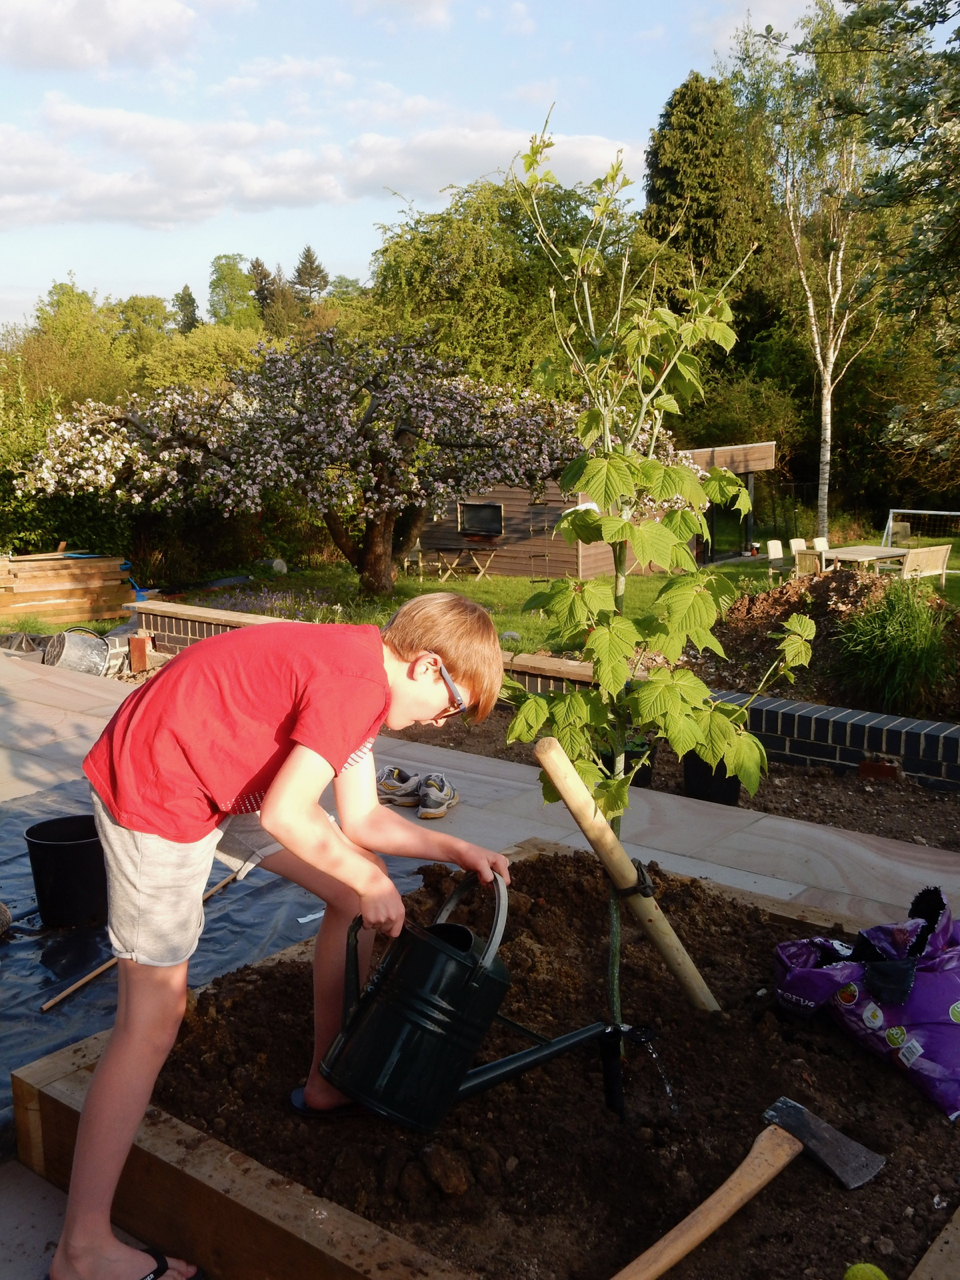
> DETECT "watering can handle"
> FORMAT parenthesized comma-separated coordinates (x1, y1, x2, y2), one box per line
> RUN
(343, 915, 364, 1030)
(434, 871, 509, 973)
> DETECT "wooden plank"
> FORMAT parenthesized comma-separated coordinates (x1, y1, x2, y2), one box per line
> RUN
(687, 441, 777, 475)
(13, 1045, 475, 1280)
(10, 577, 124, 592)
(910, 1203, 960, 1280)
(137, 601, 293, 628)
(0, 605, 134, 624)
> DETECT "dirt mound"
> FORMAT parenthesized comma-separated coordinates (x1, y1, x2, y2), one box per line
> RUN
(154, 852, 958, 1280)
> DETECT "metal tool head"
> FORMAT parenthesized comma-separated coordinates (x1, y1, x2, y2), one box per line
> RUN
(763, 1097, 885, 1190)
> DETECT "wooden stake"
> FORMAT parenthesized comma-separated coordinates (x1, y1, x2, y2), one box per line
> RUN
(40, 870, 238, 1012)
(533, 737, 721, 1013)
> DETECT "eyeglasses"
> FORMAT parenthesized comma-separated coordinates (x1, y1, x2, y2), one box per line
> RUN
(432, 655, 466, 718)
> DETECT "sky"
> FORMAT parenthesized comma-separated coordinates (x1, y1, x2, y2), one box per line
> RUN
(0, 0, 812, 325)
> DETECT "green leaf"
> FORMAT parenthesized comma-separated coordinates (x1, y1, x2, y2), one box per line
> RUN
(550, 692, 589, 731)
(560, 453, 589, 492)
(593, 776, 631, 820)
(582, 578, 615, 615)
(499, 674, 529, 707)
(585, 618, 639, 695)
(577, 408, 604, 447)
(724, 732, 767, 796)
(628, 520, 679, 572)
(506, 695, 551, 743)
(662, 710, 705, 758)
(578, 454, 637, 509)
(693, 704, 737, 767)
(782, 612, 816, 641)
(669, 667, 712, 705)
(654, 393, 680, 415)
(573, 758, 605, 790)
(555, 507, 604, 546)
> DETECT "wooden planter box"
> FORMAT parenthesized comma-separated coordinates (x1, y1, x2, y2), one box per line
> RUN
(12, 843, 960, 1280)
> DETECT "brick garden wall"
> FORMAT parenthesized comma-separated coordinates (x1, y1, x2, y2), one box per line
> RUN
(132, 602, 960, 791)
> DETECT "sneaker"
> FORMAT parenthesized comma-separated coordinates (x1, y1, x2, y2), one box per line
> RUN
(376, 766, 422, 807)
(417, 773, 459, 820)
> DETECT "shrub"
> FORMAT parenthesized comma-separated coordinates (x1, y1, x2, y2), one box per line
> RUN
(835, 579, 951, 717)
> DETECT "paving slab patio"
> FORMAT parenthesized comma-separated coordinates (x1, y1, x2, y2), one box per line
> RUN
(2, 646, 958, 1277)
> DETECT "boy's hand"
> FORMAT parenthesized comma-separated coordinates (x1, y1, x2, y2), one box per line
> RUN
(359, 880, 406, 937)
(453, 843, 512, 886)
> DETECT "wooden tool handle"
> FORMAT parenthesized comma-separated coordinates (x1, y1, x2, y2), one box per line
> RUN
(533, 737, 720, 1013)
(612, 1125, 804, 1280)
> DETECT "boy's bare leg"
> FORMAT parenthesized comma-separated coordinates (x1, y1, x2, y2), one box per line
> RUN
(259, 845, 379, 1110)
(51, 958, 198, 1280)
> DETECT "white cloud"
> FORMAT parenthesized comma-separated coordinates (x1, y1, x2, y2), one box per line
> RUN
(210, 56, 355, 96)
(0, 95, 644, 229)
(506, 2, 534, 36)
(0, 0, 203, 70)
(351, 0, 456, 29)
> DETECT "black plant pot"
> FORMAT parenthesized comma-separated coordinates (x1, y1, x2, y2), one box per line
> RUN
(682, 753, 741, 807)
(599, 743, 657, 789)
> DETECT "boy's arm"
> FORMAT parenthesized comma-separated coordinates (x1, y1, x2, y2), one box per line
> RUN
(333, 753, 511, 886)
(260, 744, 405, 935)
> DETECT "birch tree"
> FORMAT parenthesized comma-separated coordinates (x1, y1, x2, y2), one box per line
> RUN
(732, 1, 885, 537)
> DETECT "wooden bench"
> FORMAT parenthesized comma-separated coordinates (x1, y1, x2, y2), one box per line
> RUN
(900, 544, 951, 588)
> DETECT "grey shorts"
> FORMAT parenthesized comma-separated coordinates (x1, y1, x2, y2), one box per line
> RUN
(90, 785, 284, 967)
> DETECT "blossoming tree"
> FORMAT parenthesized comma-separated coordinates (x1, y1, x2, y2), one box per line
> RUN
(21, 332, 580, 594)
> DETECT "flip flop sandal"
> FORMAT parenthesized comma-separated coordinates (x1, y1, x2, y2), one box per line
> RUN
(289, 1086, 371, 1119)
(44, 1246, 202, 1280)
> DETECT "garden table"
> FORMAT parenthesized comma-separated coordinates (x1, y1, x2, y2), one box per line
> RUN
(826, 544, 909, 573)
(434, 548, 498, 582)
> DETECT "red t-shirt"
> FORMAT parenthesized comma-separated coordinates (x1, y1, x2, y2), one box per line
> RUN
(84, 622, 390, 842)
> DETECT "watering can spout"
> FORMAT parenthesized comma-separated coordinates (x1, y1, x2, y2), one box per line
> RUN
(457, 1022, 620, 1102)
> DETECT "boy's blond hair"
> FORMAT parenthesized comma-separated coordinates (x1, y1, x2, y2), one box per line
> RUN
(381, 593, 503, 721)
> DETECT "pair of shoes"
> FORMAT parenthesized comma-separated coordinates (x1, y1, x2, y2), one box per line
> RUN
(375, 765, 421, 807)
(290, 1086, 371, 1119)
(416, 773, 459, 820)
(376, 767, 459, 819)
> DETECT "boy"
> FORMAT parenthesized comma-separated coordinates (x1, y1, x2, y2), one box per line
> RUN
(51, 593, 511, 1280)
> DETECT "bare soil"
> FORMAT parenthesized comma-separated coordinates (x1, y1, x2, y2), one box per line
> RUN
(681, 569, 960, 723)
(381, 707, 960, 854)
(153, 851, 960, 1280)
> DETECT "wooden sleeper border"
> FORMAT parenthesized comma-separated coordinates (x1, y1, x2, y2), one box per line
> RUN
(11, 842, 960, 1280)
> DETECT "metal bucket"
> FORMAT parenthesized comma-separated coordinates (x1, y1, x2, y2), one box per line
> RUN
(43, 627, 110, 677)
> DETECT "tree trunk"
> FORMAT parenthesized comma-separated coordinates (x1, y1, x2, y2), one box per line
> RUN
(392, 504, 427, 558)
(817, 380, 833, 540)
(612, 540, 628, 617)
(358, 510, 398, 595)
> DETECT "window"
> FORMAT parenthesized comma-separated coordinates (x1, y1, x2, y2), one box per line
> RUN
(458, 502, 503, 537)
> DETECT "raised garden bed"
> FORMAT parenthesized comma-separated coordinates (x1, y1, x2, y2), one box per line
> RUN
(17, 842, 958, 1280)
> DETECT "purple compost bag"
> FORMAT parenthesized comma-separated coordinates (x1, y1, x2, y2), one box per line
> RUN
(775, 887, 960, 1119)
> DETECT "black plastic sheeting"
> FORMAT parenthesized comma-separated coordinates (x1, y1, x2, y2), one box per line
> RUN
(0, 778, 425, 1155)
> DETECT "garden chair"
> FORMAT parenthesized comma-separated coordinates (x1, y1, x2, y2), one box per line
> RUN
(794, 548, 830, 577)
(788, 538, 807, 559)
(900, 544, 951, 589)
(766, 539, 784, 581)
(890, 521, 912, 546)
(812, 537, 830, 552)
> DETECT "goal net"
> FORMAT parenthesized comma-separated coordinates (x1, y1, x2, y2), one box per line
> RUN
(882, 510, 960, 571)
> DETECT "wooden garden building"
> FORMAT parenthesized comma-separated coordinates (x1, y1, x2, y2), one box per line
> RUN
(418, 441, 776, 580)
